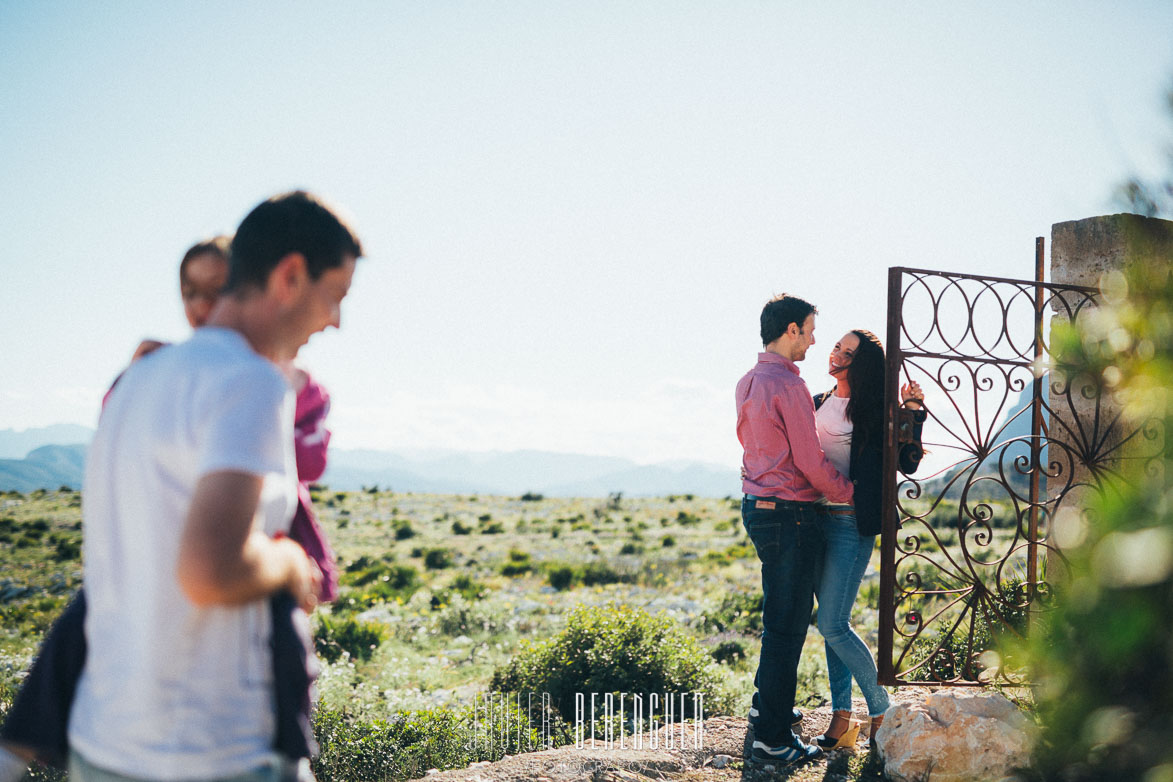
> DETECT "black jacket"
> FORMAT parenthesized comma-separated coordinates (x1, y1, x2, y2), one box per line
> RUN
(813, 390, 926, 537)
(0, 589, 317, 768)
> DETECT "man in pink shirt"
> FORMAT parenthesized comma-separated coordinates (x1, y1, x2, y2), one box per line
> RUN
(736, 293, 854, 766)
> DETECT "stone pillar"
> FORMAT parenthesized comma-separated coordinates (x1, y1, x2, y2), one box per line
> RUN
(1047, 214, 1173, 574)
(1052, 213, 1173, 288)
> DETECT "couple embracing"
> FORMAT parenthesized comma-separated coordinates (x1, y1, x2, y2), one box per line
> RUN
(735, 293, 926, 765)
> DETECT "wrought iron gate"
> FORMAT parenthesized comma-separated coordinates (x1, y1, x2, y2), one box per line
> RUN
(875, 241, 1155, 686)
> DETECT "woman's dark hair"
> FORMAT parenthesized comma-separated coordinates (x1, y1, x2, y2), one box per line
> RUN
(179, 234, 231, 285)
(845, 329, 885, 450)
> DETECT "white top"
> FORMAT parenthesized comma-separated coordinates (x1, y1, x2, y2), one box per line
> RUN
(815, 394, 853, 500)
(69, 328, 298, 780)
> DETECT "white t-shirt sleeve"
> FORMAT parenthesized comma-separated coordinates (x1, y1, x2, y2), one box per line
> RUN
(196, 366, 291, 478)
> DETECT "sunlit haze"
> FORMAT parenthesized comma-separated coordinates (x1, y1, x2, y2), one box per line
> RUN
(2, 2, 1171, 467)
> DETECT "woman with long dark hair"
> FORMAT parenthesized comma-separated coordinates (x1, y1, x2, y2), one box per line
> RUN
(811, 329, 924, 750)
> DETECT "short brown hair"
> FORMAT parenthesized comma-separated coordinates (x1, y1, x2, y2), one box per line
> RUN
(760, 293, 817, 346)
(226, 191, 363, 292)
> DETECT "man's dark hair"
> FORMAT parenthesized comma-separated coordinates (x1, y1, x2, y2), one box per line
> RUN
(179, 235, 231, 285)
(760, 293, 817, 346)
(225, 191, 363, 292)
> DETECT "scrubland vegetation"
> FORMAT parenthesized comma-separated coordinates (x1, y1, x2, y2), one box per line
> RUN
(0, 485, 1055, 780)
(0, 488, 853, 780)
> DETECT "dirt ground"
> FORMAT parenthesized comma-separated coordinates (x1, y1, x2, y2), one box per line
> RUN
(417, 689, 941, 782)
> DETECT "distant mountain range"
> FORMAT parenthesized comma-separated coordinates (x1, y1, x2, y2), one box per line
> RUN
(321, 448, 739, 497)
(1, 388, 1054, 500)
(0, 426, 739, 497)
(0, 385, 1059, 501)
(0, 424, 93, 459)
(0, 444, 89, 493)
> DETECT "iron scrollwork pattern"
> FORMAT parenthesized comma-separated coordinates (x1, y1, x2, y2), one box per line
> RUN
(876, 267, 1163, 686)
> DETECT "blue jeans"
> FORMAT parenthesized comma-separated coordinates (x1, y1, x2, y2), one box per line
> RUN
(742, 497, 826, 745)
(815, 510, 890, 717)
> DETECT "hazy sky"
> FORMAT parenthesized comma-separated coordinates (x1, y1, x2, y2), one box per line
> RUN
(2, 1, 1171, 466)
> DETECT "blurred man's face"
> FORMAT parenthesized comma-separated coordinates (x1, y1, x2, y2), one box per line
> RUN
(289, 256, 357, 353)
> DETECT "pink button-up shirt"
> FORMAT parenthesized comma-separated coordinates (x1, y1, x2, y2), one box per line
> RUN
(736, 352, 854, 504)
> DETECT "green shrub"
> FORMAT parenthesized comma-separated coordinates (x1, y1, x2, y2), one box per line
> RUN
(710, 639, 748, 667)
(314, 613, 388, 663)
(580, 561, 634, 586)
(451, 519, 473, 535)
(704, 590, 763, 634)
(448, 573, 487, 602)
(339, 558, 420, 607)
(703, 539, 755, 566)
(424, 548, 454, 570)
(54, 538, 81, 561)
(618, 542, 643, 555)
(546, 564, 578, 591)
(394, 520, 416, 540)
(489, 603, 733, 724)
(433, 595, 506, 636)
(312, 699, 541, 781)
(342, 555, 388, 584)
(520, 492, 544, 501)
(500, 548, 532, 577)
(661, 535, 676, 547)
(0, 594, 71, 636)
(479, 521, 505, 534)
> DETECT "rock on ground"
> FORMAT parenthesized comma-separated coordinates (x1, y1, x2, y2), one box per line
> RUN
(876, 691, 1035, 782)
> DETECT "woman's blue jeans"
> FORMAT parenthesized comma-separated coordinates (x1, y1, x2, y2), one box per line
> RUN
(815, 510, 890, 717)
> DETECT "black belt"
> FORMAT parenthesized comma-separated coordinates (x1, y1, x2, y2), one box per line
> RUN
(743, 494, 818, 508)
(744, 495, 854, 514)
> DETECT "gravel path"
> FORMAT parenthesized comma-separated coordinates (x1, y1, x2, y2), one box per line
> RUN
(415, 689, 942, 782)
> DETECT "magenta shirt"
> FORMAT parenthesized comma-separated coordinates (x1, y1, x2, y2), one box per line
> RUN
(736, 352, 854, 504)
(290, 373, 338, 602)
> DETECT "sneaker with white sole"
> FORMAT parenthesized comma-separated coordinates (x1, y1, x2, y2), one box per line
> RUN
(749, 736, 822, 766)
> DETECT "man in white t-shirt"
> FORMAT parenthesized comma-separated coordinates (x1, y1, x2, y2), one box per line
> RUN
(68, 191, 362, 782)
